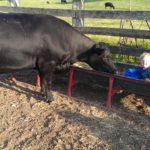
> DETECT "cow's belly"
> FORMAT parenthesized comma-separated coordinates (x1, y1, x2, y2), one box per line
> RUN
(0, 50, 36, 73)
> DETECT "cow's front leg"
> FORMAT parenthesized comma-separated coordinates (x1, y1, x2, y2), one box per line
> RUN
(39, 72, 54, 103)
(45, 73, 54, 102)
(39, 72, 54, 102)
(38, 71, 46, 97)
(38, 61, 56, 102)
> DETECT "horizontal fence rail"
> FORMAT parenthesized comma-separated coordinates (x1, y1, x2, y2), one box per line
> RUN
(76, 27, 150, 39)
(0, 7, 150, 20)
(0, 7, 75, 17)
(116, 62, 140, 69)
(108, 46, 150, 56)
(0, 7, 149, 39)
(76, 10, 150, 20)
(0, 6, 149, 67)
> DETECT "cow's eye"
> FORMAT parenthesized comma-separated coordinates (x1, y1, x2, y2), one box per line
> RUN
(107, 54, 111, 58)
(105, 55, 109, 59)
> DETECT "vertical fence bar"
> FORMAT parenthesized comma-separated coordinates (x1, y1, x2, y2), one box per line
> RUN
(72, 0, 84, 27)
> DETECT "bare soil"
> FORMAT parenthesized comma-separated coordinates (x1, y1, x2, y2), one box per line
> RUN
(0, 70, 150, 150)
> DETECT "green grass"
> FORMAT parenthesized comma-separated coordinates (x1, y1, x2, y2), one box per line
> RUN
(1, 0, 150, 10)
(0, 0, 149, 47)
(85, 0, 150, 11)
(0, 0, 150, 63)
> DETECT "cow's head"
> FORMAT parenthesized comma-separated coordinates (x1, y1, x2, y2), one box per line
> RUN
(87, 42, 117, 74)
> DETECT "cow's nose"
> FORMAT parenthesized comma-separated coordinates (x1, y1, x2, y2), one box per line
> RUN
(112, 70, 119, 74)
(115, 71, 119, 74)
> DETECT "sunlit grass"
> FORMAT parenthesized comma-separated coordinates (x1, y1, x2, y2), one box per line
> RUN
(0, 0, 149, 47)
(85, 0, 150, 11)
(0, 0, 150, 63)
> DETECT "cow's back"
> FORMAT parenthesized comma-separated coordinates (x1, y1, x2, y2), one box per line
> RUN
(0, 14, 44, 72)
(0, 13, 94, 73)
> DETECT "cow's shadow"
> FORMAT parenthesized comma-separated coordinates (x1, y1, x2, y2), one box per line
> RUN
(0, 70, 69, 103)
(0, 79, 44, 102)
(0, 70, 45, 102)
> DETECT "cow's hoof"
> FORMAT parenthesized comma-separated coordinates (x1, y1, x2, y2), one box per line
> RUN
(45, 99, 52, 103)
(41, 92, 45, 97)
(45, 97, 54, 103)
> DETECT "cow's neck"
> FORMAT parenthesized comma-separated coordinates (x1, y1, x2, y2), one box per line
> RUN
(75, 35, 95, 63)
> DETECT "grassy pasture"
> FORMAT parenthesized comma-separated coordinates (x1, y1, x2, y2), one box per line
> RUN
(0, 0, 150, 63)
(0, 0, 150, 44)
(1, 0, 150, 10)
(0, 0, 149, 47)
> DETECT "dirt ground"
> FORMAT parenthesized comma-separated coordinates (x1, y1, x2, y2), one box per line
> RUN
(0, 70, 150, 150)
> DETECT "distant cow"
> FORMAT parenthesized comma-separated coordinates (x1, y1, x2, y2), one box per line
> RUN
(61, 0, 67, 4)
(0, 13, 117, 102)
(105, 2, 115, 9)
(46, 1, 50, 4)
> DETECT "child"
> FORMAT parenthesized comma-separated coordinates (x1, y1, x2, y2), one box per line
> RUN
(140, 52, 150, 81)
(124, 52, 150, 81)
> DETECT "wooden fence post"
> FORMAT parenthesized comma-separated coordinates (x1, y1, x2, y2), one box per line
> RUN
(72, 0, 84, 27)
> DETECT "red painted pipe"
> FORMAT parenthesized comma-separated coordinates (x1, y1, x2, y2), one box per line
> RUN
(36, 74, 41, 87)
(107, 77, 114, 110)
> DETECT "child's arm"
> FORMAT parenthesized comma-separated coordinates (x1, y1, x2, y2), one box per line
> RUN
(141, 67, 150, 80)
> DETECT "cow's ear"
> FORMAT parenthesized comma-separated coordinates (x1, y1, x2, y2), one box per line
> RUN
(92, 43, 100, 49)
(91, 43, 106, 55)
(98, 42, 109, 50)
(93, 42, 109, 51)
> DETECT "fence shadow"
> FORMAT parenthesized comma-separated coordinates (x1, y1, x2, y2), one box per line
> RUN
(0, 80, 44, 100)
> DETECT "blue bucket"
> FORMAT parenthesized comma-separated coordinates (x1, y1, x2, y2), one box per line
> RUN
(124, 68, 142, 79)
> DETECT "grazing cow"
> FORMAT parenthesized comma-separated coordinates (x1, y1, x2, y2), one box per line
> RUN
(61, 0, 67, 4)
(0, 13, 117, 102)
(105, 2, 115, 9)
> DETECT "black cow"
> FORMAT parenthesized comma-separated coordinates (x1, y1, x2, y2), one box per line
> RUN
(61, 0, 67, 4)
(105, 2, 115, 9)
(0, 13, 117, 102)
